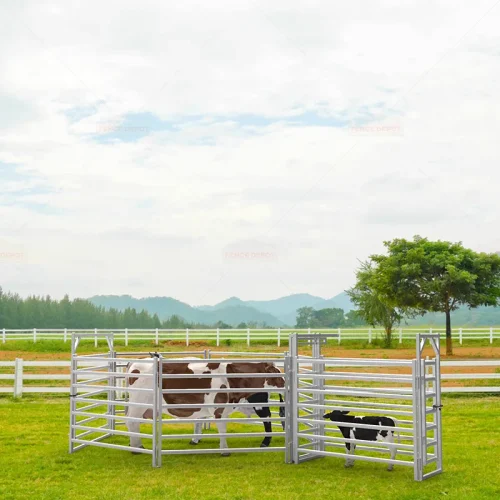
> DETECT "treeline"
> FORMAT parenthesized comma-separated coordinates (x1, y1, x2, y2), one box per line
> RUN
(0, 288, 213, 329)
(296, 307, 367, 328)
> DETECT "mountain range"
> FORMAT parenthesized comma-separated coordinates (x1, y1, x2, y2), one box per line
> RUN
(88, 291, 500, 328)
(88, 292, 354, 327)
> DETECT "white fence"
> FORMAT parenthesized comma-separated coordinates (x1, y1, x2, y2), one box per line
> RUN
(1, 356, 499, 397)
(1, 327, 500, 345)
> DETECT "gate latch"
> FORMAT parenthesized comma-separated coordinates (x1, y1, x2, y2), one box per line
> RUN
(432, 404, 443, 410)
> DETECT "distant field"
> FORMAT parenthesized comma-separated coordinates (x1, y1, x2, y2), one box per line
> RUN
(0, 395, 499, 500)
(1, 335, 499, 355)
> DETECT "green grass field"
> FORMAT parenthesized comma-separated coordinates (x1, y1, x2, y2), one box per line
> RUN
(1, 395, 499, 500)
(1, 335, 499, 355)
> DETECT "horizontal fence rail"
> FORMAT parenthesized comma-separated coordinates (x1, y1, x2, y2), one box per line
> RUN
(1, 357, 499, 397)
(1, 327, 500, 346)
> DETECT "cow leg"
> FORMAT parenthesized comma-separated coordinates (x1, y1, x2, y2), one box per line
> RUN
(126, 406, 145, 452)
(190, 422, 203, 445)
(279, 394, 285, 430)
(254, 406, 272, 447)
(344, 443, 353, 468)
(387, 432, 396, 471)
(215, 412, 230, 456)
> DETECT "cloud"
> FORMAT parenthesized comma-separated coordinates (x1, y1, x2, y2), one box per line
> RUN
(0, 0, 499, 303)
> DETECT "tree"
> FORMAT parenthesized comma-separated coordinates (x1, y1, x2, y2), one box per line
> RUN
(296, 307, 315, 328)
(370, 236, 500, 355)
(313, 308, 345, 328)
(215, 320, 231, 329)
(343, 309, 367, 327)
(347, 262, 406, 347)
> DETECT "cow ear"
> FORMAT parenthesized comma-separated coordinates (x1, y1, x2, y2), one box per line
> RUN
(265, 364, 279, 374)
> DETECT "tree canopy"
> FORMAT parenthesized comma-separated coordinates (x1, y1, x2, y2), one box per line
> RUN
(296, 306, 367, 329)
(346, 261, 407, 347)
(369, 236, 500, 354)
(0, 288, 211, 329)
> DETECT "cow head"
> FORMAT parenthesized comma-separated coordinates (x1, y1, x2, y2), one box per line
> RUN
(324, 410, 350, 421)
(264, 363, 285, 389)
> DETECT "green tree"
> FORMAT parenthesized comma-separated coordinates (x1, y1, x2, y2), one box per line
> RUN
(347, 262, 406, 347)
(215, 320, 231, 329)
(313, 308, 345, 328)
(296, 307, 315, 328)
(343, 309, 368, 327)
(370, 236, 500, 355)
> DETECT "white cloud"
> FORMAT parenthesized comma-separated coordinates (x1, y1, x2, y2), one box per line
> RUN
(1, 0, 499, 304)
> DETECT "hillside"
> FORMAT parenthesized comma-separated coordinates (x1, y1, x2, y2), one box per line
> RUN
(88, 292, 500, 328)
(88, 295, 284, 327)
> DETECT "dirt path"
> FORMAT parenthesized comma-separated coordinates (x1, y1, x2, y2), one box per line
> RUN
(1, 345, 500, 361)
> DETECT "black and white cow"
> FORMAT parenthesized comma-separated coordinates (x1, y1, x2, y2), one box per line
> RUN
(324, 410, 399, 470)
(126, 359, 285, 455)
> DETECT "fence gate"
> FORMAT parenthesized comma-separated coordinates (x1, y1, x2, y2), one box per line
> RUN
(414, 334, 443, 480)
(286, 332, 443, 481)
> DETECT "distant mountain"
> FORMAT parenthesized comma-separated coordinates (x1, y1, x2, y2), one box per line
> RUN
(88, 293, 500, 328)
(198, 292, 354, 326)
(407, 305, 500, 327)
(88, 295, 284, 326)
(198, 296, 246, 311)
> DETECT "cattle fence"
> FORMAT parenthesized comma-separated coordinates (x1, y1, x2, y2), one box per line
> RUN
(2, 326, 500, 345)
(1, 357, 499, 397)
(68, 332, 443, 481)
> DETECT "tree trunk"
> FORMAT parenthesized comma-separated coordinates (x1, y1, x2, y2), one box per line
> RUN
(445, 308, 453, 356)
(385, 327, 392, 348)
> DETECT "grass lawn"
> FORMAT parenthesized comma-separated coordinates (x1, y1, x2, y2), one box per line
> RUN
(1, 337, 499, 355)
(0, 395, 499, 500)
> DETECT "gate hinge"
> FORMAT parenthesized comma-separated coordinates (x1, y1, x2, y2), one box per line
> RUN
(432, 404, 443, 410)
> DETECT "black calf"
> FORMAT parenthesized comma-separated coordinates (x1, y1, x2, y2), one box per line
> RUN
(323, 410, 398, 470)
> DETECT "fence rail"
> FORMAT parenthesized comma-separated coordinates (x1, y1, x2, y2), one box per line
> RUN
(1, 357, 499, 397)
(1, 327, 500, 346)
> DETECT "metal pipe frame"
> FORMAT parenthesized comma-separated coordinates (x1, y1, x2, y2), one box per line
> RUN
(69, 332, 443, 481)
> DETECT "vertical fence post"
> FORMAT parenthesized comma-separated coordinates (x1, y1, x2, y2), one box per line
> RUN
(277, 327, 281, 347)
(247, 328, 250, 347)
(94, 328, 98, 347)
(14, 358, 23, 398)
(33, 328, 37, 343)
(186, 328, 189, 347)
(399, 328, 403, 344)
(459, 328, 463, 345)
(2, 328, 5, 343)
(337, 328, 341, 344)
(216, 328, 220, 347)
(124, 328, 128, 347)
(490, 327, 493, 344)
(412, 358, 423, 481)
(429, 327, 432, 335)
(155, 328, 159, 345)
(64, 328, 68, 343)
(307, 327, 311, 335)
(368, 328, 372, 344)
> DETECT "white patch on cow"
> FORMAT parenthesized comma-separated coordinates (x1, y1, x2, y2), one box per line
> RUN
(263, 379, 281, 390)
(125, 358, 231, 452)
(235, 398, 254, 417)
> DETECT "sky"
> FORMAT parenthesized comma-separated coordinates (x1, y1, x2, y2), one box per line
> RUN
(1, 0, 499, 306)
